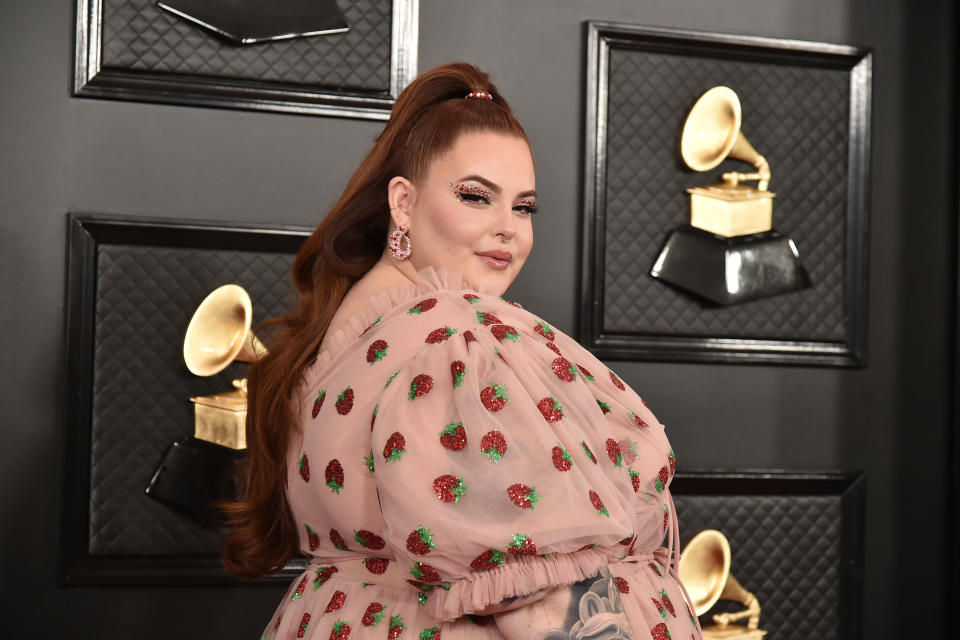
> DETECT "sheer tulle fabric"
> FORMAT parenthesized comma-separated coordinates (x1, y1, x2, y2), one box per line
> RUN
(264, 267, 701, 640)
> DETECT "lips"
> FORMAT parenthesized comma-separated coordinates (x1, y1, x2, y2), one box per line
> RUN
(477, 250, 512, 262)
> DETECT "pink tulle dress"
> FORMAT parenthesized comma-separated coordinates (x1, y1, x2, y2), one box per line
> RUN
(263, 267, 701, 640)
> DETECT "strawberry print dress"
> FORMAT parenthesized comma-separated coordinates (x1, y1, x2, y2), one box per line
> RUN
(264, 267, 701, 640)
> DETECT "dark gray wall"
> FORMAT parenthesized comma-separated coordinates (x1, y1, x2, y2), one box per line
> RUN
(0, 0, 952, 637)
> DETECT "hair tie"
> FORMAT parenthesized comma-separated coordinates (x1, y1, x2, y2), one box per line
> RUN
(465, 90, 493, 100)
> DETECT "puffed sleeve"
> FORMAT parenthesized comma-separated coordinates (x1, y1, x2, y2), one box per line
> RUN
(371, 294, 670, 620)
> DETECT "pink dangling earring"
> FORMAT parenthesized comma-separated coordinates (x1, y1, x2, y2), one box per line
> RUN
(388, 224, 412, 261)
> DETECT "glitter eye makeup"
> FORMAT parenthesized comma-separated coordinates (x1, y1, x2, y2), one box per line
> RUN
(451, 183, 494, 206)
(514, 199, 538, 215)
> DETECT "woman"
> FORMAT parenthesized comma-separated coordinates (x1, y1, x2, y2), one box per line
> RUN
(224, 62, 701, 640)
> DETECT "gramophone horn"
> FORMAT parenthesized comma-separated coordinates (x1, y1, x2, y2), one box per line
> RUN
(678, 529, 762, 630)
(183, 284, 266, 377)
(680, 86, 770, 190)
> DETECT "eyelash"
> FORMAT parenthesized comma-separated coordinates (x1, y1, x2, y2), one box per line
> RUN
(452, 184, 537, 215)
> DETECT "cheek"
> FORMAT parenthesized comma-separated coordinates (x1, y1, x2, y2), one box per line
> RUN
(431, 205, 485, 250)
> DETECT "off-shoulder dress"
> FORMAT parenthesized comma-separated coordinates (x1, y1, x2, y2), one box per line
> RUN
(263, 267, 701, 640)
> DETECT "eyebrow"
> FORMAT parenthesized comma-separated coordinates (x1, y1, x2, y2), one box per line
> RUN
(457, 174, 537, 199)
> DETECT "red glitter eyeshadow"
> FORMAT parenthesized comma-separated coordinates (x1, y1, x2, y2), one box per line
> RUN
(451, 182, 493, 205)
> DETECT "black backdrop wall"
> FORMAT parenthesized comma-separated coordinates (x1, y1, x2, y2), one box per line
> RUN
(0, 0, 953, 637)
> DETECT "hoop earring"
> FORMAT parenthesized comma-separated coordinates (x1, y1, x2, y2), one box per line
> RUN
(388, 224, 412, 261)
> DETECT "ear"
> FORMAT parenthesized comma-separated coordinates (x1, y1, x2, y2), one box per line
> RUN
(387, 176, 417, 229)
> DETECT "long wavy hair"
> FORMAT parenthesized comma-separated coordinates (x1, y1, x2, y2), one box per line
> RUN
(222, 63, 529, 578)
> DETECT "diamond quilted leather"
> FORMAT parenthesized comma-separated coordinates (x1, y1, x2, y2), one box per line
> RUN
(601, 46, 850, 340)
(100, 0, 392, 91)
(674, 494, 842, 640)
(88, 244, 296, 556)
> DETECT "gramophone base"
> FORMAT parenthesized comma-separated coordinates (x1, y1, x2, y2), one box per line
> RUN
(650, 225, 812, 306)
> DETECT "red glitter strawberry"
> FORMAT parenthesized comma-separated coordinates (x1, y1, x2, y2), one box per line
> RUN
(325, 590, 347, 613)
(655, 465, 669, 492)
(313, 565, 338, 589)
(418, 626, 440, 640)
(363, 450, 374, 473)
(605, 438, 623, 467)
(439, 422, 466, 450)
(463, 330, 477, 345)
(312, 390, 326, 418)
(490, 324, 519, 343)
(507, 533, 537, 555)
(538, 396, 564, 422)
(545, 341, 562, 356)
(652, 597, 666, 619)
(628, 468, 641, 493)
(577, 542, 599, 551)
(668, 450, 677, 477)
(383, 431, 406, 462)
(388, 615, 405, 640)
(581, 441, 597, 464)
(408, 373, 434, 400)
(297, 612, 311, 638)
(476, 310, 501, 326)
(551, 445, 573, 471)
(425, 326, 457, 344)
(325, 459, 344, 493)
(632, 411, 649, 429)
(507, 483, 540, 509)
(464, 293, 480, 304)
(408, 298, 437, 314)
(480, 382, 508, 411)
(406, 525, 435, 555)
(534, 321, 555, 341)
(291, 574, 308, 601)
(366, 339, 388, 364)
(433, 474, 466, 503)
(361, 315, 382, 336)
(610, 370, 626, 391)
(659, 589, 676, 617)
(480, 430, 507, 462)
(354, 529, 386, 550)
(370, 404, 378, 431)
(551, 356, 577, 382)
(663, 505, 670, 532)
(363, 557, 389, 574)
(299, 453, 310, 481)
(450, 360, 466, 388)
(409, 561, 441, 582)
(335, 387, 354, 415)
(577, 364, 596, 381)
(330, 528, 349, 551)
(305, 524, 320, 551)
(470, 548, 505, 571)
(589, 490, 610, 517)
(651, 622, 671, 640)
(648, 562, 663, 578)
(384, 370, 400, 388)
(330, 620, 351, 640)
(362, 602, 385, 627)
(614, 577, 630, 594)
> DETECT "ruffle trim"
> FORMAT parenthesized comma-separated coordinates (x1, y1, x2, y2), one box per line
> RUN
(427, 546, 622, 621)
(308, 265, 497, 375)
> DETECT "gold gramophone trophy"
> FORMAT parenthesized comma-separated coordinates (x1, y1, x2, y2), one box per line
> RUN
(679, 530, 767, 640)
(650, 86, 811, 305)
(183, 283, 266, 449)
(145, 284, 265, 522)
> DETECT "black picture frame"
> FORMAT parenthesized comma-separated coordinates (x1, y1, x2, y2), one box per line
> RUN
(73, 0, 419, 120)
(60, 213, 311, 586)
(671, 470, 865, 640)
(580, 22, 872, 366)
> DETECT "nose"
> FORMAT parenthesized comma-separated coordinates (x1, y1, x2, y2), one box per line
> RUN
(494, 205, 517, 242)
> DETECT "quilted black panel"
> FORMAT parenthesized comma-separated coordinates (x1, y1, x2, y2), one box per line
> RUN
(674, 494, 842, 640)
(100, 0, 392, 91)
(602, 47, 850, 339)
(88, 244, 296, 556)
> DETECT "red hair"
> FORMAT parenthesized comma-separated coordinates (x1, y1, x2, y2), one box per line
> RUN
(222, 63, 529, 577)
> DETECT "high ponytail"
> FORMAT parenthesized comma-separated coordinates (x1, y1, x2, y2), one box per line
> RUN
(222, 63, 528, 578)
